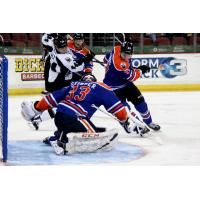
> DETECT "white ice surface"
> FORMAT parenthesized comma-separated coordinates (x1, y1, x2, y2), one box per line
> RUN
(8, 91, 200, 165)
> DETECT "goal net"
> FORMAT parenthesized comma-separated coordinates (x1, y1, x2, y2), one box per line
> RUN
(0, 55, 8, 162)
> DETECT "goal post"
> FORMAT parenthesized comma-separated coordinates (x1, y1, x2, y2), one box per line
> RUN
(0, 55, 8, 162)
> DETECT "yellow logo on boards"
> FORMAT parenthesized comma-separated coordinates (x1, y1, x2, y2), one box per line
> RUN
(15, 58, 45, 72)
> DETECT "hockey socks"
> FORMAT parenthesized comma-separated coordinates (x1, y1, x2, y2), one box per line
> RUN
(135, 101, 152, 125)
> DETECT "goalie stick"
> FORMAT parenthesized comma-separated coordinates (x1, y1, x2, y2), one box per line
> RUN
(91, 104, 163, 145)
(91, 104, 149, 136)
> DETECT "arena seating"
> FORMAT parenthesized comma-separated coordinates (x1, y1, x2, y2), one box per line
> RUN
(11, 40, 26, 47)
(143, 38, 153, 45)
(171, 36, 187, 45)
(156, 37, 171, 45)
(0, 33, 41, 48)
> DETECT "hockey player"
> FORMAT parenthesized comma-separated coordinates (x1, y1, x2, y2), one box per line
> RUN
(42, 34, 94, 92)
(103, 40, 160, 131)
(67, 33, 94, 74)
(21, 74, 148, 155)
(41, 33, 68, 60)
(30, 34, 95, 130)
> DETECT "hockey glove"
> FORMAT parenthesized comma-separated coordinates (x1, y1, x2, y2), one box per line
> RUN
(138, 65, 150, 74)
(75, 57, 85, 66)
(75, 51, 95, 66)
(120, 117, 136, 134)
(86, 50, 95, 61)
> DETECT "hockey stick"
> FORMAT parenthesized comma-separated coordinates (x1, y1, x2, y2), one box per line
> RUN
(91, 104, 146, 128)
(114, 33, 125, 45)
(0, 35, 4, 46)
(92, 58, 105, 67)
(91, 104, 119, 122)
(89, 33, 125, 68)
(91, 104, 163, 145)
(114, 35, 123, 44)
(91, 104, 149, 136)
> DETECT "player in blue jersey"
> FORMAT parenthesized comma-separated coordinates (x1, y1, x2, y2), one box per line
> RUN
(103, 40, 160, 131)
(21, 74, 148, 154)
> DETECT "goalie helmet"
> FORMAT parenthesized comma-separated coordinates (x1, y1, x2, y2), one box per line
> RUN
(54, 35, 67, 48)
(81, 74, 97, 82)
(121, 41, 134, 55)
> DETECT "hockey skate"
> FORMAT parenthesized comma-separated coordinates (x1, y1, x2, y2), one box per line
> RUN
(148, 122, 161, 131)
(43, 131, 62, 145)
(129, 111, 150, 136)
(50, 141, 65, 155)
(43, 137, 51, 145)
(30, 120, 40, 130)
(43, 135, 58, 145)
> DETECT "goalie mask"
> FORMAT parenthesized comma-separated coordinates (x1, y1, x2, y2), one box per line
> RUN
(81, 74, 97, 82)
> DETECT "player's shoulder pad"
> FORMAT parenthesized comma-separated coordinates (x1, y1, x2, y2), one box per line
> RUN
(114, 45, 121, 52)
(67, 40, 74, 48)
(113, 45, 130, 71)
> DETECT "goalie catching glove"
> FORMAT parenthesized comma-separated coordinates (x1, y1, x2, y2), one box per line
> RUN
(21, 101, 42, 121)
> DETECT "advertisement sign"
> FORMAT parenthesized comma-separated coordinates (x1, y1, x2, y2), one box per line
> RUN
(7, 53, 200, 95)
(7, 55, 44, 90)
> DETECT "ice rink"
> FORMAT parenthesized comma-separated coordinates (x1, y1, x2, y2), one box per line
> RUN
(8, 91, 200, 165)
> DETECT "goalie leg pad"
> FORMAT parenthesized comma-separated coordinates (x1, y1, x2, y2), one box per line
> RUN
(64, 129, 119, 154)
(96, 132, 118, 152)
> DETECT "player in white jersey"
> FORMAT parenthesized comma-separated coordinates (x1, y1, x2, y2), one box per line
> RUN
(43, 35, 84, 92)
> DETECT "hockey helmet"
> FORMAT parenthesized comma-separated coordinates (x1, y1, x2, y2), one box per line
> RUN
(54, 35, 67, 48)
(121, 41, 134, 55)
(81, 74, 97, 82)
(74, 33, 84, 40)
